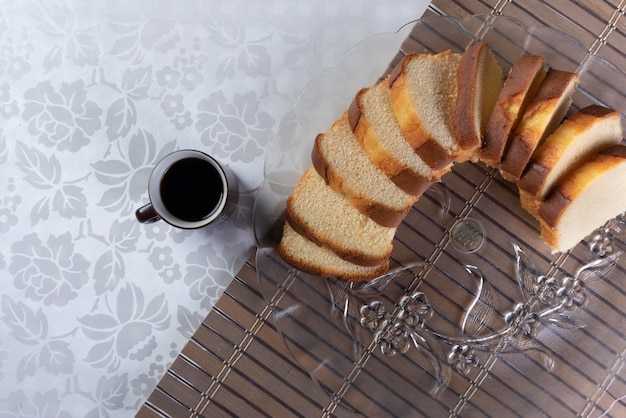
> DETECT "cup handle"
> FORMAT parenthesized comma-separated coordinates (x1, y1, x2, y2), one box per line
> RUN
(136, 203, 161, 224)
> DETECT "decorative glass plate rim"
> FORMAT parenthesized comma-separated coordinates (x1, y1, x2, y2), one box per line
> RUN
(252, 13, 626, 415)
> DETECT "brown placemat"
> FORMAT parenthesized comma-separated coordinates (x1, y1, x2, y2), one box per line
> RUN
(138, 1, 626, 416)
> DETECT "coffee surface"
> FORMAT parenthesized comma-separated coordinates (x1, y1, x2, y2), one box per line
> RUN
(160, 158, 223, 222)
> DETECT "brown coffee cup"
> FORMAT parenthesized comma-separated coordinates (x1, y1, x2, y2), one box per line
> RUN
(136, 149, 238, 229)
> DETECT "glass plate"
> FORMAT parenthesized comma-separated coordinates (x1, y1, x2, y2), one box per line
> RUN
(253, 14, 626, 417)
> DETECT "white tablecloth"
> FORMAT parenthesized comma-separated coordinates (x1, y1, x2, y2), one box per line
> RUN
(0, 1, 429, 415)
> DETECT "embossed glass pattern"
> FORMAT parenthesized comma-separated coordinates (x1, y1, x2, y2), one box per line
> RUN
(254, 14, 626, 417)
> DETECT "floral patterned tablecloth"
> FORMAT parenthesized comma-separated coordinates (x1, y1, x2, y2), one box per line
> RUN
(0, 0, 426, 416)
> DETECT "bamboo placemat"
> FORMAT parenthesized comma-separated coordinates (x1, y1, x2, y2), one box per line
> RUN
(139, 1, 626, 416)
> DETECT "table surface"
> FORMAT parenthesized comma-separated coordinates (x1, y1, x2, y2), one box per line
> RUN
(4, 0, 626, 417)
(0, 1, 425, 416)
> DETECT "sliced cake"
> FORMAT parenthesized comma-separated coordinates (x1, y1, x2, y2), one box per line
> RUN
(349, 78, 438, 196)
(538, 145, 626, 253)
(279, 222, 389, 281)
(518, 105, 623, 217)
(454, 42, 504, 160)
(286, 167, 395, 266)
(478, 54, 547, 166)
(312, 113, 417, 227)
(388, 50, 462, 171)
(499, 69, 579, 181)
(277, 44, 626, 280)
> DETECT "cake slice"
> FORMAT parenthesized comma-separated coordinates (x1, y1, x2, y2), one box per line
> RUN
(279, 221, 389, 281)
(349, 78, 438, 196)
(478, 54, 547, 166)
(312, 113, 417, 227)
(518, 105, 623, 217)
(286, 167, 395, 266)
(538, 145, 626, 253)
(499, 69, 579, 181)
(388, 50, 462, 171)
(454, 42, 504, 159)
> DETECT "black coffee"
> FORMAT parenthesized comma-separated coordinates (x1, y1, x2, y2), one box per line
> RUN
(160, 158, 223, 222)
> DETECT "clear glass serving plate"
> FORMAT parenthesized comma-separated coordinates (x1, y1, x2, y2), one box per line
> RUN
(253, 14, 626, 417)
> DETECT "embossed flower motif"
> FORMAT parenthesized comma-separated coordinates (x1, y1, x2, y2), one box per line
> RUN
(172, 110, 193, 130)
(23, 80, 102, 152)
(449, 345, 478, 374)
(159, 265, 181, 284)
(6, 55, 30, 79)
(590, 230, 613, 257)
(505, 303, 539, 339)
(161, 93, 184, 117)
(360, 300, 388, 332)
(180, 65, 204, 91)
(0, 100, 18, 119)
(131, 372, 157, 397)
(196, 90, 274, 163)
(141, 219, 194, 242)
(156, 66, 181, 88)
(558, 277, 586, 309)
(536, 275, 561, 306)
(169, 227, 193, 243)
(149, 356, 166, 376)
(0, 83, 18, 119)
(590, 216, 626, 256)
(144, 222, 168, 241)
(149, 246, 181, 284)
(361, 292, 433, 357)
(9, 232, 90, 306)
(377, 322, 411, 357)
(0, 206, 18, 233)
(398, 292, 432, 328)
(149, 246, 174, 269)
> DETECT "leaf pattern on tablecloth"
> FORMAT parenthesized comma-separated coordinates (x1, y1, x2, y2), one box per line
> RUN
(1, 296, 76, 381)
(79, 283, 169, 371)
(77, 374, 130, 418)
(0, 84, 21, 119)
(0, 180, 21, 234)
(88, 219, 141, 295)
(176, 306, 204, 339)
(15, 143, 89, 224)
(33, 0, 100, 69)
(108, 11, 179, 64)
(0, 0, 416, 414)
(92, 130, 176, 215)
(1, 297, 48, 345)
(2, 389, 71, 418)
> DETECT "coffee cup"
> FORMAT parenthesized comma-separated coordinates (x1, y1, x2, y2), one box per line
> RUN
(136, 149, 238, 229)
